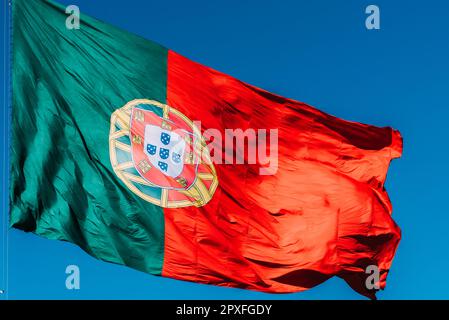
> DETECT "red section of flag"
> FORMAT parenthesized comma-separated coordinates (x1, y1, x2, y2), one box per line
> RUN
(162, 50, 402, 298)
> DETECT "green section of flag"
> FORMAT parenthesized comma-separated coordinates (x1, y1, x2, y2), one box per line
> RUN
(10, 0, 167, 274)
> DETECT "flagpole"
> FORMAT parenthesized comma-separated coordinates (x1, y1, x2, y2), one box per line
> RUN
(1, 0, 13, 301)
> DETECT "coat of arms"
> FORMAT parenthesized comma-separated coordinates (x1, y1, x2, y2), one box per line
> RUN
(109, 99, 218, 208)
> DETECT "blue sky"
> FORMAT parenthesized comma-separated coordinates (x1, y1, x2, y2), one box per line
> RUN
(1, 0, 449, 299)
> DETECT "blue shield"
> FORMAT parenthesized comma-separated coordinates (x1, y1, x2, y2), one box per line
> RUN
(172, 152, 181, 164)
(146, 144, 157, 155)
(158, 161, 168, 172)
(160, 132, 171, 145)
(159, 148, 169, 160)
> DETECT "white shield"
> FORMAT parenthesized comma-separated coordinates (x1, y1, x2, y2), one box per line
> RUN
(143, 125, 186, 178)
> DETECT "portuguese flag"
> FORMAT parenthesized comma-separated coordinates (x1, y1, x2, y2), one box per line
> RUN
(11, 0, 402, 298)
